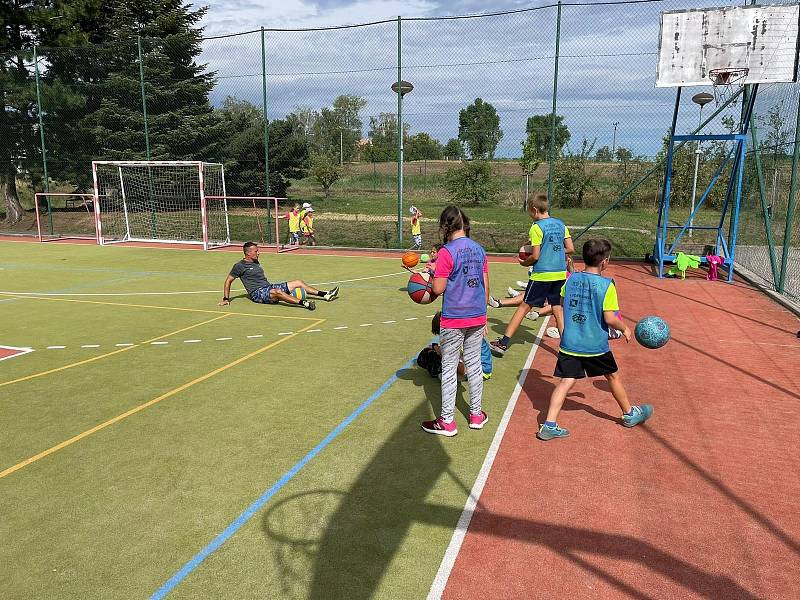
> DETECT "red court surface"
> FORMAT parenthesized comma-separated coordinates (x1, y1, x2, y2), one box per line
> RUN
(444, 262, 800, 600)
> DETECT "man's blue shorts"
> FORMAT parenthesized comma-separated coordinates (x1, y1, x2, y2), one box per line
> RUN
(250, 282, 290, 304)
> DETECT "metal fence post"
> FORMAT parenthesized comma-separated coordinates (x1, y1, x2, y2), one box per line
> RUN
(547, 1, 562, 202)
(261, 27, 272, 243)
(33, 45, 52, 234)
(778, 91, 800, 293)
(748, 116, 780, 288)
(396, 16, 403, 247)
(137, 36, 151, 160)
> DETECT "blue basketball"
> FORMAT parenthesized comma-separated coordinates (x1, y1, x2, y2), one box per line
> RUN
(634, 316, 670, 349)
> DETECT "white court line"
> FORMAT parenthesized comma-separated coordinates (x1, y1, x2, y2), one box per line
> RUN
(278, 332, 294, 336)
(0, 344, 35, 361)
(81, 344, 100, 348)
(247, 335, 263, 338)
(116, 343, 135, 347)
(306, 329, 322, 333)
(405, 317, 418, 321)
(184, 339, 201, 343)
(47, 346, 66, 350)
(150, 341, 169, 345)
(360, 323, 373, 327)
(718, 339, 799, 348)
(216, 337, 232, 341)
(334, 326, 348, 330)
(0, 271, 407, 298)
(382, 320, 396, 324)
(427, 318, 550, 600)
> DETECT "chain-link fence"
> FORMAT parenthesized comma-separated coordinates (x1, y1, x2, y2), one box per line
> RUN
(1, 0, 798, 303)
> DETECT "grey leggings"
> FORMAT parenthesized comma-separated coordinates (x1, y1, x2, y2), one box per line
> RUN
(440, 325, 484, 422)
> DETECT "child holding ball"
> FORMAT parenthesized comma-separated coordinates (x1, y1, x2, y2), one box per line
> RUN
(421, 206, 490, 437)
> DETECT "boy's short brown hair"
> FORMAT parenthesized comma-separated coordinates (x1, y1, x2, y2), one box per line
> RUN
(527, 193, 549, 213)
(582, 238, 612, 266)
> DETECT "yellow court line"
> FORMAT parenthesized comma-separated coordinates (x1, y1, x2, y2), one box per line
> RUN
(0, 314, 230, 389)
(0, 293, 320, 321)
(0, 318, 326, 480)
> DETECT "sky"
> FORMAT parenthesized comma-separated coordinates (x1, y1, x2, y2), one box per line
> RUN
(193, 0, 790, 158)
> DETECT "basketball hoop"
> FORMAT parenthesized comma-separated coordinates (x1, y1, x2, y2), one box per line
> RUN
(709, 67, 749, 106)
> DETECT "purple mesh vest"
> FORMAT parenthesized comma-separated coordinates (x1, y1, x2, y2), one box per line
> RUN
(441, 236, 487, 322)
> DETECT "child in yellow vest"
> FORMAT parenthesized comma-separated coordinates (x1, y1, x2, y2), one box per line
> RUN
(282, 203, 301, 246)
(410, 206, 422, 249)
(301, 207, 316, 246)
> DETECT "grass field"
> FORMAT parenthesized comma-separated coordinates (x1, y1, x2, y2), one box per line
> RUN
(0, 240, 547, 599)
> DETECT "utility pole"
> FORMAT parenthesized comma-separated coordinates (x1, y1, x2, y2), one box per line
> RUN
(611, 121, 619, 160)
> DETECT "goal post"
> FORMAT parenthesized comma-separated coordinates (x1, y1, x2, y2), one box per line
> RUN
(33, 193, 97, 243)
(91, 160, 230, 250)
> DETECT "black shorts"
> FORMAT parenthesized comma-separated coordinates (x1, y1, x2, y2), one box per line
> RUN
(523, 279, 565, 308)
(554, 351, 618, 379)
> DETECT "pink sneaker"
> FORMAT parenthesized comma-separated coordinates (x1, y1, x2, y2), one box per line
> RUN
(468, 411, 489, 430)
(421, 417, 457, 437)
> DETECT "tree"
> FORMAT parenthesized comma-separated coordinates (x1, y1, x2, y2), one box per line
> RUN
(443, 138, 464, 161)
(758, 103, 792, 170)
(217, 97, 308, 197)
(1, 0, 89, 221)
(364, 112, 407, 162)
(615, 147, 633, 163)
(406, 133, 442, 161)
(458, 98, 503, 159)
(520, 114, 570, 175)
(595, 146, 613, 162)
(292, 95, 366, 164)
(310, 152, 343, 198)
(444, 160, 500, 205)
(554, 138, 597, 208)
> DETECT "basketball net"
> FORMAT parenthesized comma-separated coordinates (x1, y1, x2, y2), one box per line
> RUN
(709, 67, 749, 106)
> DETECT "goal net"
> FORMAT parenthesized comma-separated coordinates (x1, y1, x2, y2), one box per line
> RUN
(91, 161, 230, 249)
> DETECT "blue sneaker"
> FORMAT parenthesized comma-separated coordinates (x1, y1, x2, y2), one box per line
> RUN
(537, 423, 569, 440)
(622, 404, 653, 428)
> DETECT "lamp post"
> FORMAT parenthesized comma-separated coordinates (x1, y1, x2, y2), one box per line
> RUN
(611, 121, 619, 160)
(392, 79, 413, 245)
(690, 92, 714, 237)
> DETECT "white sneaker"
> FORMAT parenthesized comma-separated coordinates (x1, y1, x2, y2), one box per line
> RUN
(516, 280, 528, 290)
(524, 310, 540, 321)
(608, 328, 623, 339)
(545, 327, 560, 339)
(506, 287, 520, 298)
(488, 296, 501, 308)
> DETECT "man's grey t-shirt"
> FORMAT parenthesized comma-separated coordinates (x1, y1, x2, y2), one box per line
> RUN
(230, 259, 270, 295)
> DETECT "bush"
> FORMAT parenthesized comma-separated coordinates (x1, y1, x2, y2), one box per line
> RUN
(444, 160, 500, 205)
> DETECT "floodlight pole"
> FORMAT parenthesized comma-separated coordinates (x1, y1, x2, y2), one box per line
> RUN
(261, 27, 272, 243)
(137, 36, 151, 161)
(547, 1, 562, 202)
(396, 16, 403, 246)
(611, 122, 619, 160)
(689, 109, 703, 237)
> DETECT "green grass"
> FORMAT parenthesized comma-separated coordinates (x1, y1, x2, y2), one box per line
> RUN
(0, 240, 544, 599)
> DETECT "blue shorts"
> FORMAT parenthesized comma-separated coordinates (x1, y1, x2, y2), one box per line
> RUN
(523, 279, 565, 308)
(250, 282, 290, 304)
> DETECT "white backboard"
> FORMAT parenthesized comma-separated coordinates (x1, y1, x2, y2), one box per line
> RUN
(656, 4, 800, 87)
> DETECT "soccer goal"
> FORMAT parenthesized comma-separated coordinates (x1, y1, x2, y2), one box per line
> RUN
(34, 193, 97, 243)
(91, 161, 230, 250)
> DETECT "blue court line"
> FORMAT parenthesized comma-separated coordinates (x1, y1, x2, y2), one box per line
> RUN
(150, 354, 419, 599)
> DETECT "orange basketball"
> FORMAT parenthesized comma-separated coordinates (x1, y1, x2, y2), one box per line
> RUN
(402, 252, 419, 268)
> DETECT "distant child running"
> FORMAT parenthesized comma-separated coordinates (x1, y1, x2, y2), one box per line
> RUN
(421, 206, 490, 437)
(491, 193, 574, 356)
(219, 242, 338, 310)
(410, 206, 423, 250)
(537, 238, 653, 440)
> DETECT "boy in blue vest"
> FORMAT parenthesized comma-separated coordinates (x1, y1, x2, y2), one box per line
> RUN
(537, 238, 653, 440)
(490, 193, 574, 356)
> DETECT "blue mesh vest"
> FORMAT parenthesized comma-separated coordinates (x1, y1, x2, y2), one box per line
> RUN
(441, 236, 487, 321)
(532, 217, 567, 275)
(560, 272, 613, 355)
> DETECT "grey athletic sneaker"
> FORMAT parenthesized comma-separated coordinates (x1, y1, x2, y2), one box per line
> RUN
(323, 286, 339, 301)
(302, 299, 317, 311)
(516, 280, 528, 290)
(488, 296, 501, 308)
(507, 286, 520, 298)
(622, 404, 653, 427)
(545, 327, 560, 339)
(524, 310, 540, 321)
(537, 423, 570, 440)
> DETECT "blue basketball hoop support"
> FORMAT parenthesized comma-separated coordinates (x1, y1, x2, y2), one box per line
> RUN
(654, 85, 758, 282)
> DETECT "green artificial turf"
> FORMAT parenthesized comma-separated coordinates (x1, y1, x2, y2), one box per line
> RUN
(0, 241, 544, 599)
